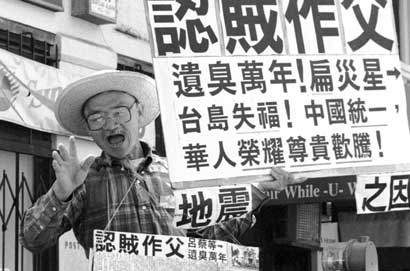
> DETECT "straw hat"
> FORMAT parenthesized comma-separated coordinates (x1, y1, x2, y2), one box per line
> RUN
(55, 70, 159, 136)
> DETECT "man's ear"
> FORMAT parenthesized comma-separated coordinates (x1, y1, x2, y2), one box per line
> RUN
(136, 103, 144, 126)
(139, 127, 146, 138)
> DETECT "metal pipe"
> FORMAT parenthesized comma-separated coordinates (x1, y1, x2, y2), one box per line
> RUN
(2, 171, 6, 271)
(15, 153, 20, 271)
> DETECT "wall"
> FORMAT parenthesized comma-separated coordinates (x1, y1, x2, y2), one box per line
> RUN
(0, 0, 152, 62)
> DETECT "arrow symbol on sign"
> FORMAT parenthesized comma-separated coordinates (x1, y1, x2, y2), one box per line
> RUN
(386, 67, 401, 79)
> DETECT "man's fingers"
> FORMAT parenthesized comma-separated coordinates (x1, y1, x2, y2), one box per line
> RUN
(52, 159, 60, 171)
(271, 168, 307, 183)
(268, 167, 308, 191)
(58, 144, 70, 161)
(284, 172, 308, 185)
(259, 180, 287, 191)
(52, 150, 64, 165)
(294, 176, 308, 184)
(270, 167, 289, 180)
(81, 155, 95, 171)
(69, 136, 78, 158)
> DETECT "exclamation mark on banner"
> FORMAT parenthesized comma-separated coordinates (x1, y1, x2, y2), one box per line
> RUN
(376, 130, 383, 157)
(285, 100, 292, 128)
(297, 59, 306, 93)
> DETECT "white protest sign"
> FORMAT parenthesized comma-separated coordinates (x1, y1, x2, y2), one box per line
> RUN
(154, 54, 410, 183)
(145, 0, 409, 187)
(91, 230, 259, 271)
(355, 172, 410, 214)
(147, 0, 398, 57)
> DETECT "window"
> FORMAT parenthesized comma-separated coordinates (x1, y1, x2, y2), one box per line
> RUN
(0, 18, 58, 67)
(117, 54, 153, 77)
(0, 120, 52, 157)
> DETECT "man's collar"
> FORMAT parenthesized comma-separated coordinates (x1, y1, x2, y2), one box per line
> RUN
(94, 141, 153, 172)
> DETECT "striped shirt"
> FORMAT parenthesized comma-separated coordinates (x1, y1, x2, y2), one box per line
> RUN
(20, 142, 267, 257)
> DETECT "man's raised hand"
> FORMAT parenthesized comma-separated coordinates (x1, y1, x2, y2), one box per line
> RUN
(51, 136, 95, 201)
(257, 168, 307, 192)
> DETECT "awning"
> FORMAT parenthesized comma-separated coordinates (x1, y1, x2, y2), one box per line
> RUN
(339, 211, 410, 247)
(0, 48, 80, 135)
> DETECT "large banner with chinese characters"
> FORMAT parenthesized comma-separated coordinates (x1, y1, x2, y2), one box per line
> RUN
(92, 230, 259, 271)
(145, 0, 410, 186)
(355, 172, 410, 214)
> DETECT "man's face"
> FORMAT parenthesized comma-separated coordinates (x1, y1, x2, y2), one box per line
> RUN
(83, 91, 142, 159)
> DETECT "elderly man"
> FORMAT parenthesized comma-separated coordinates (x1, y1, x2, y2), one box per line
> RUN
(20, 71, 305, 257)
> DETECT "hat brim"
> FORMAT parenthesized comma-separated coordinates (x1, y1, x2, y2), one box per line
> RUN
(55, 71, 159, 136)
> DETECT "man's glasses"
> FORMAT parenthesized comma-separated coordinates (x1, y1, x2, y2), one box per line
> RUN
(85, 101, 137, 131)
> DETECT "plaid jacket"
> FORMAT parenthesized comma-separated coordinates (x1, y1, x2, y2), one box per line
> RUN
(20, 142, 267, 258)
